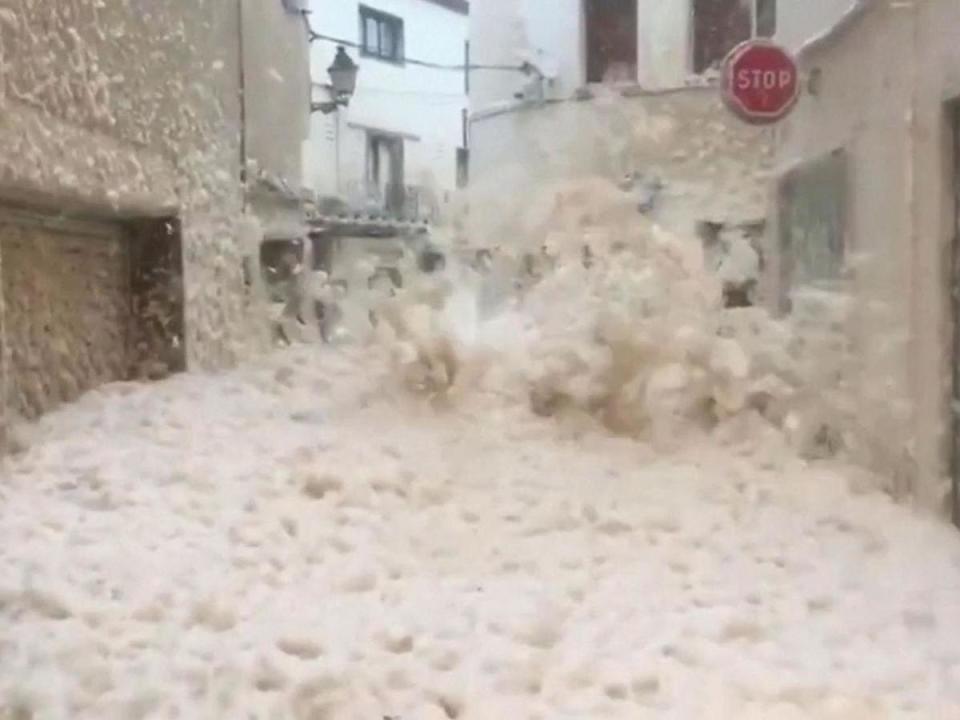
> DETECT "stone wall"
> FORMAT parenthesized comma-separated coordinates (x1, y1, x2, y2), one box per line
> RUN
(469, 87, 775, 243)
(0, 0, 256, 370)
(0, 1, 311, 437)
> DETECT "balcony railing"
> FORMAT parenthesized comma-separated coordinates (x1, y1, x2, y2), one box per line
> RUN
(341, 181, 440, 222)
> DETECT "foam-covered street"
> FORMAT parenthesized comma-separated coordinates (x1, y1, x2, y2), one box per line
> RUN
(2, 345, 960, 719)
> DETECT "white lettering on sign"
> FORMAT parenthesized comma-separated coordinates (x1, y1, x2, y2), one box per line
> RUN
(736, 68, 793, 90)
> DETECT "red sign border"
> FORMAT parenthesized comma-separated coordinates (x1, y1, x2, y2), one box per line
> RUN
(721, 39, 800, 126)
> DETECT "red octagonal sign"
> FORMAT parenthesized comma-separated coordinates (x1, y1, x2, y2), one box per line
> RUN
(721, 39, 800, 125)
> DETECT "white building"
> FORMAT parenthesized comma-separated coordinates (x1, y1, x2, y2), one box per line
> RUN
(305, 0, 469, 221)
(765, 0, 960, 514)
(470, 0, 854, 108)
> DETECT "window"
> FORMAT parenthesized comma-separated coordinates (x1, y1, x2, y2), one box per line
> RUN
(584, 0, 637, 84)
(693, 0, 777, 74)
(359, 6, 404, 63)
(777, 149, 848, 313)
(756, 0, 777, 37)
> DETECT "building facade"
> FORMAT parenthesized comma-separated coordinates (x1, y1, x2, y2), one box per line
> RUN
(470, 0, 853, 107)
(468, 0, 784, 246)
(0, 1, 310, 439)
(241, 0, 313, 244)
(767, 0, 960, 514)
(304, 0, 470, 221)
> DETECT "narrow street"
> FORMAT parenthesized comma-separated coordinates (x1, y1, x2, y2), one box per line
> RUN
(2, 345, 960, 719)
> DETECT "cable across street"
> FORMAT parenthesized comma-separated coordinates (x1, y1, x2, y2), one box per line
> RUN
(300, 11, 532, 74)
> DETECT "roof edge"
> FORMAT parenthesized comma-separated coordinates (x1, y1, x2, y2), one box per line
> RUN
(797, 0, 881, 62)
(419, 0, 469, 16)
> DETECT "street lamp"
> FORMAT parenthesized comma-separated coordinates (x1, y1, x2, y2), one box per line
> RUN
(312, 45, 359, 115)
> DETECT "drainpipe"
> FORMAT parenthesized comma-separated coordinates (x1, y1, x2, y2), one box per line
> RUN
(238, 0, 249, 211)
(335, 108, 342, 195)
(905, 0, 922, 505)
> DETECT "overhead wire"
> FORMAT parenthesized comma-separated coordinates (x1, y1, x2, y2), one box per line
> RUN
(299, 10, 532, 74)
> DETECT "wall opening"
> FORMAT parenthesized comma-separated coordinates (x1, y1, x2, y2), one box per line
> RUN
(127, 216, 187, 381)
(697, 219, 766, 308)
(584, 0, 637, 84)
(366, 131, 405, 216)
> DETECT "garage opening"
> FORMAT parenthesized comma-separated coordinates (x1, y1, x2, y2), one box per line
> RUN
(0, 208, 185, 425)
(584, 0, 637, 84)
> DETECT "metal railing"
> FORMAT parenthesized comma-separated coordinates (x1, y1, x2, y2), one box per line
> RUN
(340, 181, 439, 222)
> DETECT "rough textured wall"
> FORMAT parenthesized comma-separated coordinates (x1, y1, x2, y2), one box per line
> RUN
(469, 88, 774, 242)
(0, 0, 263, 370)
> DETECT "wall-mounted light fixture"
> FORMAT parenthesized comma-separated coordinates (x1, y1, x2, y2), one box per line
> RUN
(311, 46, 359, 114)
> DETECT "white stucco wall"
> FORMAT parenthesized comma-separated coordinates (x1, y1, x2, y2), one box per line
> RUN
(771, 0, 960, 511)
(469, 0, 583, 112)
(305, 0, 468, 215)
(636, 0, 692, 89)
(774, 0, 857, 50)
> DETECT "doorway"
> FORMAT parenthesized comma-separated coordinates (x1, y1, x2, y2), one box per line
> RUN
(584, 0, 637, 84)
(366, 131, 405, 217)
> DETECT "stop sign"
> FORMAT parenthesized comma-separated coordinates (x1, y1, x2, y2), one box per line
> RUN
(721, 39, 800, 125)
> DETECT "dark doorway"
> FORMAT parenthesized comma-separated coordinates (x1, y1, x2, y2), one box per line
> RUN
(692, 0, 752, 74)
(584, 0, 637, 84)
(367, 132, 405, 218)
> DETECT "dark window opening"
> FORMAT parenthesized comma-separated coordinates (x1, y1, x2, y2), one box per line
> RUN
(585, 0, 637, 84)
(693, 0, 752, 74)
(308, 231, 336, 273)
(419, 249, 446, 274)
(756, 0, 777, 37)
(360, 5, 405, 63)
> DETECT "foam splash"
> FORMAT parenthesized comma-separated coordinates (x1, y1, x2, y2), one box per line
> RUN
(317, 176, 856, 462)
